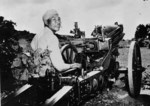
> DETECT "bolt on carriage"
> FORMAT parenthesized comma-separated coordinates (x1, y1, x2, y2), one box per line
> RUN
(2, 24, 144, 106)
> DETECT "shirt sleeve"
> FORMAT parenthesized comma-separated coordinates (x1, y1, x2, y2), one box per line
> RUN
(48, 37, 70, 72)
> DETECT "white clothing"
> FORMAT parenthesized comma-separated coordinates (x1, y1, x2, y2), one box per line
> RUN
(31, 27, 70, 72)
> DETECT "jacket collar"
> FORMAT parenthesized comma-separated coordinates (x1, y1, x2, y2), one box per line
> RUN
(44, 27, 54, 36)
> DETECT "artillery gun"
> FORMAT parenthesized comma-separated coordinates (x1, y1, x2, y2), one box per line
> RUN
(2, 24, 144, 106)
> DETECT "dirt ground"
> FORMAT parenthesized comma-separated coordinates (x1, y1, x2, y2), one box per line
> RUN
(83, 47, 150, 106)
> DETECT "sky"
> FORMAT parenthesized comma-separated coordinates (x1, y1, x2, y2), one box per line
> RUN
(0, 0, 150, 39)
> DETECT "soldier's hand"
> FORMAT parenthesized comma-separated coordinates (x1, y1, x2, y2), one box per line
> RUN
(70, 63, 82, 69)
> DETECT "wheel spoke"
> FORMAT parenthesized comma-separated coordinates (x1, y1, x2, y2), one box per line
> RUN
(66, 48, 69, 62)
(133, 45, 137, 69)
(61, 44, 77, 64)
(70, 49, 73, 62)
(62, 52, 67, 62)
(134, 44, 142, 70)
(137, 46, 141, 68)
(68, 48, 72, 63)
(73, 51, 76, 62)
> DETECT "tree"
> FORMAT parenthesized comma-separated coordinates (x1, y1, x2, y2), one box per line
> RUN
(146, 24, 150, 40)
(134, 24, 147, 47)
(0, 16, 35, 81)
(135, 24, 147, 39)
(0, 16, 17, 79)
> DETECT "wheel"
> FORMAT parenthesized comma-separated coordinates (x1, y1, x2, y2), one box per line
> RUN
(127, 41, 142, 98)
(61, 44, 78, 63)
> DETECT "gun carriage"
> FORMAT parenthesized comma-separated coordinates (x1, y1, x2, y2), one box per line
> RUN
(2, 24, 144, 106)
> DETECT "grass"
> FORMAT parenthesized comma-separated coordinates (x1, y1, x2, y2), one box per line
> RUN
(117, 47, 150, 71)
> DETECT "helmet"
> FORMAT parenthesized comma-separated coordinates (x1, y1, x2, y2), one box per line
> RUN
(42, 9, 59, 26)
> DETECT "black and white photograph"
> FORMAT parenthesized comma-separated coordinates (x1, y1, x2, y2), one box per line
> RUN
(1, 0, 150, 106)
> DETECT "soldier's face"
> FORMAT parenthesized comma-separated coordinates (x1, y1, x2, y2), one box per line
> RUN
(48, 15, 61, 32)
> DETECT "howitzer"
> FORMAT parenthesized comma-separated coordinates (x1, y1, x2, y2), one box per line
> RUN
(60, 24, 144, 98)
(66, 24, 124, 71)
(2, 24, 145, 106)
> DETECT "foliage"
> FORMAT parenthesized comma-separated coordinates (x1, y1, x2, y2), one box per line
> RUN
(135, 24, 147, 39)
(0, 16, 35, 82)
(11, 48, 55, 81)
(135, 24, 150, 47)
(146, 24, 150, 40)
(0, 16, 18, 77)
(135, 24, 150, 39)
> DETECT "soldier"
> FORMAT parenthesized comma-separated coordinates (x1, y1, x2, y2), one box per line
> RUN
(31, 9, 81, 77)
